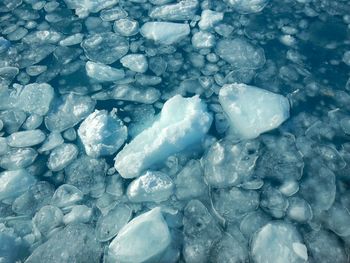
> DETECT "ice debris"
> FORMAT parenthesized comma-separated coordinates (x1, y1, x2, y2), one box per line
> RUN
(114, 95, 212, 178)
(219, 83, 290, 139)
(108, 207, 171, 263)
(85, 61, 125, 82)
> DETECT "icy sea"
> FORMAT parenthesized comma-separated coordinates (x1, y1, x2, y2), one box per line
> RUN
(0, 0, 350, 262)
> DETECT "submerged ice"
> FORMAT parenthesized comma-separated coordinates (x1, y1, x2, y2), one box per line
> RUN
(1, 0, 350, 262)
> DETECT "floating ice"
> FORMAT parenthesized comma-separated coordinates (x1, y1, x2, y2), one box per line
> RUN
(0, 169, 36, 201)
(120, 54, 148, 73)
(0, 148, 37, 170)
(7, 129, 46, 147)
(78, 110, 127, 157)
(140, 22, 190, 45)
(14, 83, 54, 116)
(219, 83, 290, 139)
(108, 207, 171, 263)
(113, 19, 139, 36)
(86, 61, 125, 82)
(149, 0, 198, 21)
(25, 224, 102, 263)
(226, 0, 269, 14)
(45, 93, 96, 132)
(216, 38, 265, 69)
(202, 139, 260, 187)
(198, 9, 224, 30)
(127, 171, 174, 203)
(114, 95, 212, 178)
(251, 222, 308, 263)
(47, 143, 78, 171)
(64, 0, 118, 18)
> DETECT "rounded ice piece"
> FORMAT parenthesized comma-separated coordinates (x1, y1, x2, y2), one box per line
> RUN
(140, 22, 190, 45)
(216, 38, 265, 69)
(226, 0, 269, 14)
(251, 222, 308, 263)
(113, 18, 139, 36)
(120, 54, 148, 73)
(108, 207, 171, 263)
(81, 33, 129, 64)
(219, 83, 290, 139)
(78, 110, 127, 157)
(7, 130, 46, 148)
(86, 61, 125, 82)
(47, 143, 78, 171)
(127, 171, 174, 203)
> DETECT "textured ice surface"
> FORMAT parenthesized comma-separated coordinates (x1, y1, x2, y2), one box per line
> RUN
(219, 83, 290, 139)
(78, 110, 127, 157)
(114, 95, 212, 178)
(251, 222, 308, 263)
(108, 207, 171, 263)
(2, 0, 350, 262)
(140, 22, 190, 45)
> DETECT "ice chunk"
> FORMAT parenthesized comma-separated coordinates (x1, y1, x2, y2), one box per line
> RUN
(183, 200, 222, 262)
(216, 38, 265, 69)
(305, 230, 348, 263)
(140, 22, 190, 45)
(45, 93, 96, 132)
(114, 95, 212, 178)
(50, 184, 84, 208)
(240, 210, 271, 239)
(287, 197, 313, 223)
(25, 224, 102, 263)
(226, 0, 269, 14)
(59, 33, 84, 46)
(65, 156, 107, 195)
(0, 148, 37, 170)
(96, 204, 132, 241)
(63, 205, 93, 225)
(149, 0, 198, 21)
(120, 54, 148, 73)
(47, 143, 78, 171)
(323, 202, 350, 237)
(86, 61, 125, 82)
(198, 10, 223, 30)
(109, 85, 161, 104)
(219, 83, 290, 139)
(13, 83, 54, 116)
(64, 0, 118, 18)
(127, 171, 174, 203)
(108, 207, 171, 263)
(202, 139, 259, 187)
(38, 132, 64, 153)
(12, 181, 54, 215)
(251, 222, 308, 263)
(210, 234, 249, 263)
(78, 110, 127, 157)
(0, 170, 36, 201)
(260, 185, 288, 218)
(212, 187, 259, 221)
(192, 31, 215, 49)
(7, 130, 46, 148)
(100, 6, 127, 21)
(175, 159, 207, 200)
(33, 205, 63, 235)
(113, 18, 139, 36)
(0, 231, 20, 263)
(81, 33, 129, 64)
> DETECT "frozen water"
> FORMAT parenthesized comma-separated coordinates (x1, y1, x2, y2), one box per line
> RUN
(140, 22, 190, 45)
(219, 83, 290, 139)
(85, 61, 125, 82)
(114, 95, 212, 178)
(216, 38, 265, 69)
(127, 171, 174, 203)
(0, 170, 36, 201)
(2, 0, 350, 261)
(78, 110, 127, 157)
(108, 207, 171, 263)
(45, 93, 96, 132)
(202, 139, 260, 187)
(251, 222, 308, 263)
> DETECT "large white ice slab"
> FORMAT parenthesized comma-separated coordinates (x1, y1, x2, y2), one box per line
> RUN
(108, 207, 171, 263)
(114, 95, 212, 178)
(219, 83, 290, 139)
